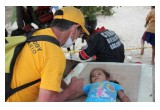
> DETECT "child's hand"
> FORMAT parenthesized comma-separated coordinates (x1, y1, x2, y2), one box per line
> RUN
(118, 90, 130, 102)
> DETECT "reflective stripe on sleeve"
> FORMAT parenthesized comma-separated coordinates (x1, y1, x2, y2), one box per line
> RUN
(79, 51, 90, 60)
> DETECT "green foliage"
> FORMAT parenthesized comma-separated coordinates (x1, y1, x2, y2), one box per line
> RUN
(100, 6, 115, 16)
(80, 6, 115, 21)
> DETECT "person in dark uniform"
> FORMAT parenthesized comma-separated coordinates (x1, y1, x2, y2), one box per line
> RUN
(79, 26, 125, 62)
(16, 6, 34, 29)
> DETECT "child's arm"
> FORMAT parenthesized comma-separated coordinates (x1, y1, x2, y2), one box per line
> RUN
(145, 21, 149, 27)
(118, 90, 130, 102)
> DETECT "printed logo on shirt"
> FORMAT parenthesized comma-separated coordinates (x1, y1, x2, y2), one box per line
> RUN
(101, 30, 122, 50)
(106, 83, 115, 92)
(28, 41, 42, 54)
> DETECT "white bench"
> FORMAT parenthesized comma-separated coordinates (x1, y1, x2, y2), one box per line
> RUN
(64, 62, 153, 102)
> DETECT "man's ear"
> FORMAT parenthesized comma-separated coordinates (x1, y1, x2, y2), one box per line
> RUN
(72, 24, 80, 30)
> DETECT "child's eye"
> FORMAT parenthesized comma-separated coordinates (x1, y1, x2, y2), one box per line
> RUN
(98, 73, 101, 75)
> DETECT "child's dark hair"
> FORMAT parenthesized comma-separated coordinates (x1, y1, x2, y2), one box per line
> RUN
(90, 68, 119, 84)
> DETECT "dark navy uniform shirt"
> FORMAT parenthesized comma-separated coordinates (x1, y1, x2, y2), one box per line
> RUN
(79, 29, 125, 62)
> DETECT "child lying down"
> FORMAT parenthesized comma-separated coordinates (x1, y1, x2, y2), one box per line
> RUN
(68, 68, 130, 102)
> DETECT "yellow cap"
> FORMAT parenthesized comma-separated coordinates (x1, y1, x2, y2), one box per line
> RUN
(54, 6, 90, 35)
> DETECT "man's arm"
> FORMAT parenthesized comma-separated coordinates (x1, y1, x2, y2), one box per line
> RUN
(145, 10, 152, 27)
(67, 88, 85, 101)
(36, 88, 71, 102)
(118, 90, 130, 102)
(36, 77, 84, 102)
(145, 21, 149, 27)
(79, 35, 98, 60)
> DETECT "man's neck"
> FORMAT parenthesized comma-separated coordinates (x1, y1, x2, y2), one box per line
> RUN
(51, 27, 69, 46)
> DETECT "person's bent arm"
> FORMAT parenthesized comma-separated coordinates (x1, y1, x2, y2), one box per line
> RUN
(36, 77, 84, 102)
(67, 88, 85, 100)
(79, 35, 98, 61)
(36, 87, 71, 102)
(118, 90, 130, 102)
(79, 50, 91, 60)
(145, 21, 149, 27)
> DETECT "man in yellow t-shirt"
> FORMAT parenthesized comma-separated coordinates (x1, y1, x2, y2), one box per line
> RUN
(7, 6, 89, 102)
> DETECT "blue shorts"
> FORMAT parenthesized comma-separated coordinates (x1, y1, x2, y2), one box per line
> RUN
(142, 32, 155, 46)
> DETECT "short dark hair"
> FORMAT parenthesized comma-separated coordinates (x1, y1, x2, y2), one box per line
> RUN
(51, 19, 76, 31)
(51, 19, 82, 31)
(90, 68, 119, 84)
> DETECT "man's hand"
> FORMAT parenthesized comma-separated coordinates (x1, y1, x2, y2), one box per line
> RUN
(36, 77, 84, 102)
(68, 77, 84, 95)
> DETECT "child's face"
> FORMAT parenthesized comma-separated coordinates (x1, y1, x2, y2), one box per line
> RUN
(91, 69, 109, 83)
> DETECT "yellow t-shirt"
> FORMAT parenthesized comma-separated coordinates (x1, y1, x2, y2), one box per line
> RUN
(145, 8, 155, 33)
(7, 28, 66, 102)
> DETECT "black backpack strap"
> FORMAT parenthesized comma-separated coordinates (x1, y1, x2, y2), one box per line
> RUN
(9, 79, 41, 99)
(27, 35, 60, 47)
(26, 29, 60, 47)
(25, 29, 40, 38)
